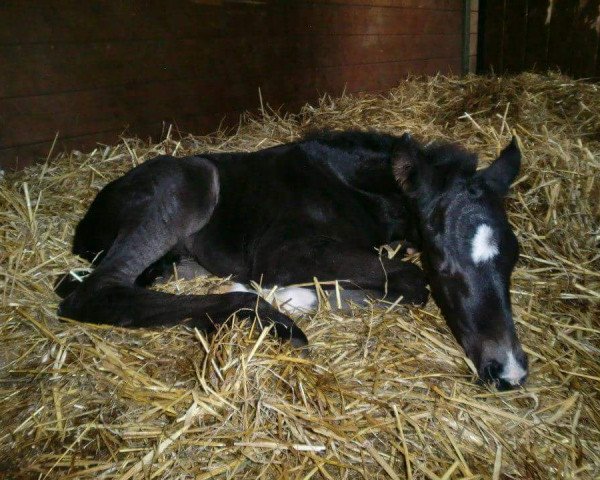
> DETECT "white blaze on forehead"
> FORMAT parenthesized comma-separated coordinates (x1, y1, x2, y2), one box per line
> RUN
(471, 224, 499, 264)
(500, 351, 527, 386)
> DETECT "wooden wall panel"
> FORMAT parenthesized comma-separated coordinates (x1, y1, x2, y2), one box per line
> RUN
(479, 0, 600, 78)
(522, 0, 551, 71)
(501, 0, 527, 73)
(0, 0, 465, 170)
(570, 1, 600, 78)
(0, 34, 462, 99)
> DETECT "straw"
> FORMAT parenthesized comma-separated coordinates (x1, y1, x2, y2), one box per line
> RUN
(1, 72, 599, 479)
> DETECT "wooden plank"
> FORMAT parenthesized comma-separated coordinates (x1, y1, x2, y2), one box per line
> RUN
(462, 0, 471, 74)
(282, 57, 462, 100)
(282, 5, 463, 35)
(547, 0, 576, 74)
(0, 57, 461, 156)
(523, 0, 550, 71)
(0, 55, 462, 171)
(469, 54, 477, 72)
(0, 79, 261, 148)
(480, 0, 506, 73)
(305, 0, 462, 9)
(0, 2, 462, 45)
(478, 0, 599, 78)
(0, 0, 466, 170)
(0, 56, 463, 148)
(470, 33, 478, 56)
(471, 10, 479, 33)
(0, 34, 462, 98)
(569, 0, 600, 78)
(294, 34, 462, 70)
(0, 110, 247, 171)
(0, 1, 223, 44)
(597, 26, 600, 78)
(501, 0, 527, 73)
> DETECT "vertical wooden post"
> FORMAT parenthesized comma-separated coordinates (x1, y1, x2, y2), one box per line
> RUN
(462, 0, 472, 74)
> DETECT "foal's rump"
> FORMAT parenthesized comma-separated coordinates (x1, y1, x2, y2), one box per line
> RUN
(72, 155, 216, 264)
(56, 154, 309, 347)
(55, 155, 216, 296)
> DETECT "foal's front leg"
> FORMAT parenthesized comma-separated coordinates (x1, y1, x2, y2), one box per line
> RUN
(252, 237, 429, 306)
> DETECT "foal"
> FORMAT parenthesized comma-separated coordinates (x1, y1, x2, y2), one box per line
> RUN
(57, 130, 527, 390)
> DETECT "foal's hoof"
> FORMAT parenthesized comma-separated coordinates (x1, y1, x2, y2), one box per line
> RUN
(408, 285, 430, 306)
(398, 284, 429, 306)
(54, 271, 86, 299)
(290, 333, 308, 348)
(388, 263, 430, 306)
(291, 337, 310, 358)
(288, 328, 310, 358)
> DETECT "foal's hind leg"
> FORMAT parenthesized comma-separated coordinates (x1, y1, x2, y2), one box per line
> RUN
(59, 156, 307, 346)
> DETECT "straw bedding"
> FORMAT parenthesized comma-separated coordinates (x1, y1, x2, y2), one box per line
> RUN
(1, 72, 599, 479)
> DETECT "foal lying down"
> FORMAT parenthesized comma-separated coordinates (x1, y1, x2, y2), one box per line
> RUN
(56, 130, 527, 390)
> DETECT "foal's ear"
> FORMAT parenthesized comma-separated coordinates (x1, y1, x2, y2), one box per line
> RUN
(479, 137, 521, 196)
(392, 132, 422, 190)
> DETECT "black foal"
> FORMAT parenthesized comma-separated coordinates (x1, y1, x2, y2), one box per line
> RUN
(57, 130, 527, 389)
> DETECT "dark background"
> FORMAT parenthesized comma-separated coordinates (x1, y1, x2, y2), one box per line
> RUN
(2, 1, 599, 171)
(478, 0, 600, 78)
(0, 0, 466, 170)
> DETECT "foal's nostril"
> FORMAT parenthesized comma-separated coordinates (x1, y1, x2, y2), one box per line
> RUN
(480, 352, 528, 390)
(498, 351, 528, 388)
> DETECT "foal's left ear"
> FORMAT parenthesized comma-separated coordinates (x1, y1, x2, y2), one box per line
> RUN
(479, 137, 521, 196)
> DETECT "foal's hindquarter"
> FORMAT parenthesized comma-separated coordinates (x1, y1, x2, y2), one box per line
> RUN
(58, 135, 428, 348)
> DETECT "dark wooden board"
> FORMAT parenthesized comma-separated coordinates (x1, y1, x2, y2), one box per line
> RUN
(0, 34, 461, 98)
(0, 2, 461, 44)
(0, 56, 460, 170)
(547, 0, 576, 74)
(0, 57, 460, 150)
(479, 0, 600, 78)
(306, 1, 462, 9)
(481, 0, 505, 72)
(569, 0, 600, 78)
(501, 0, 527, 73)
(0, 112, 245, 171)
(522, 0, 550, 72)
(0, 1, 465, 170)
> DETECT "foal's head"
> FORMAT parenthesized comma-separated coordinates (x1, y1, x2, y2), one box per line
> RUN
(393, 134, 527, 390)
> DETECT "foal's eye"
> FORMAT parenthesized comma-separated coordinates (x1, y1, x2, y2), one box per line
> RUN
(467, 185, 483, 197)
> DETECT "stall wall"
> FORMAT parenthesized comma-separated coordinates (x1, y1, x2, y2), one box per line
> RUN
(0, 0, 465, 170)
(478, 0, 600, 77)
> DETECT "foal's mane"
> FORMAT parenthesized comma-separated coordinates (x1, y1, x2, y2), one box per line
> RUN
(422, 141, 478, 177)
(302, 129, 480, 195)
(303, 130, 478, 175)
(301, 129, 398, 154)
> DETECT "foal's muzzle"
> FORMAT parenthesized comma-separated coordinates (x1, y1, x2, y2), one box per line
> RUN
(478, 346, 528, 391)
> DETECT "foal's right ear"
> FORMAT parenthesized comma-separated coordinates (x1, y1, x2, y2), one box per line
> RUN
(392, 132, 422, 191)
(479, 137, 521, 196)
